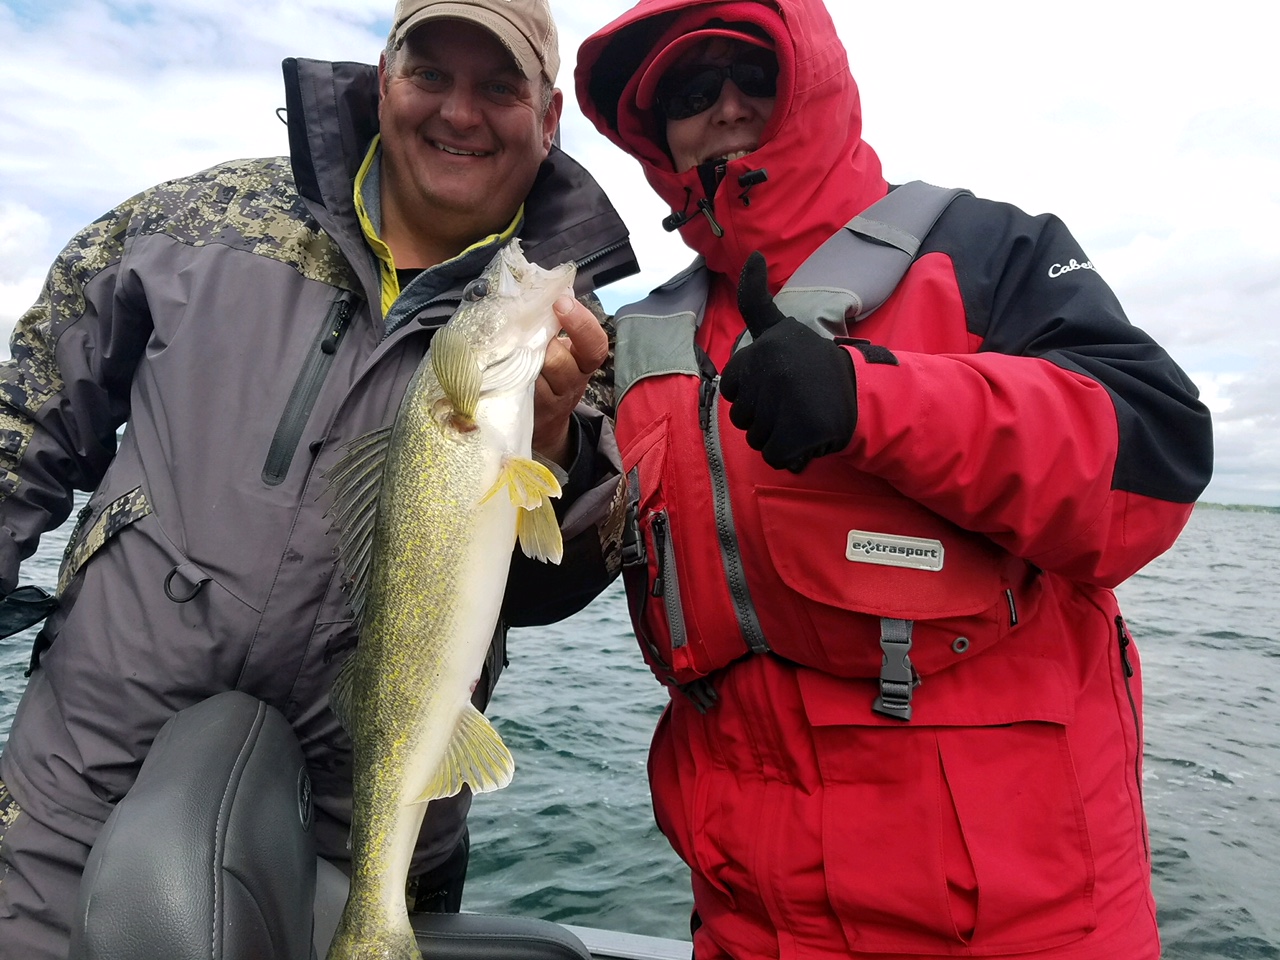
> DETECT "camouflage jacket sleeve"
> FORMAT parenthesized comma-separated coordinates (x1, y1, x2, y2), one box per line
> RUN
(501, 293, 624, 627)
(0, 198, 150, 593)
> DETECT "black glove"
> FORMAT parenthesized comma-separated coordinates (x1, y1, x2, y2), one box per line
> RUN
(719, 251, 858, 473)
(0, 584, 58, 639)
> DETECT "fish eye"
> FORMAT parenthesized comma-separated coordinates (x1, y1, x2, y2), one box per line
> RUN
(462, 278, 489, 301)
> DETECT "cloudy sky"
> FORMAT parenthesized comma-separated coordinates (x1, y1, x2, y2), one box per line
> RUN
(2, 0, 1277, 505)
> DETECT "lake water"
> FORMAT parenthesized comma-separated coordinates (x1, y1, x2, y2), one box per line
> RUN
(2, 506, 1277, 957)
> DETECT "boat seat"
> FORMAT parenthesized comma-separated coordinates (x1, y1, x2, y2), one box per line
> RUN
(69, 691, 593, 960)
(68, 691, 316, 960)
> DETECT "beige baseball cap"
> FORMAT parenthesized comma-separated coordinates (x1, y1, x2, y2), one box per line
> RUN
(389, 0, 559, 84)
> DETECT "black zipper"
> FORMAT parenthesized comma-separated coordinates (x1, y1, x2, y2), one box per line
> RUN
(1116, 614, 1149, 859)
(637, 511, 672, 675)
(697, 349, 718, 432)
(651, 512, 668, 598)
(573, 239, 631, 273)
(262, 290, 358, 485)
(651, 511, 687, 650)
(697, 349, 769, 655)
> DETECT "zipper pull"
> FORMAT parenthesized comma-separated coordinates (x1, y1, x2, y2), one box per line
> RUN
(1115, 615, 1135, 678)
(651, 513, 667, 598)
(699, 376, 719, 431)
(696, 346, 719, 432)
(320, 291, 356, 355)
(696, 199, 724, 238)
(691, 161, 727, 238)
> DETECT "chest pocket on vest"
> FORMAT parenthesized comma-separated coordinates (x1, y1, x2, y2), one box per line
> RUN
(621, 416, 685, 683)
(620, 415, 753, 685)
(753, 486, 1038, 679)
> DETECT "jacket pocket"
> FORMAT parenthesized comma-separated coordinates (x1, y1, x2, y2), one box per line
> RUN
(621, 418, 678, 682)
(797, 667, 1095, 955)
(621, 417, 703, 683)
(755, 486, 1037, 678)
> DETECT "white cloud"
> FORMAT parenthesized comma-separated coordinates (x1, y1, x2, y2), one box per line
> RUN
(0, 201, 52, 342)
(2, 0, 1277, 504)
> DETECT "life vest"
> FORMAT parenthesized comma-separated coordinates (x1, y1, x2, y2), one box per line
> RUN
(614, 183, 1042, 720)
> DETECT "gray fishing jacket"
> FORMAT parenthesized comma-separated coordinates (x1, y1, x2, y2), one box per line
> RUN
(0, 57, 636, 872)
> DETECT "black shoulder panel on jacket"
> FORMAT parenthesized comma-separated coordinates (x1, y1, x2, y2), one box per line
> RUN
(282, 58, 380, 213)
(282, 58, 322, 205)
(920, 194, 1212, 504)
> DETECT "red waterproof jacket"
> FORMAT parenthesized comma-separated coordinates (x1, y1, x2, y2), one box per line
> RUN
(577, 2, 1213, 958)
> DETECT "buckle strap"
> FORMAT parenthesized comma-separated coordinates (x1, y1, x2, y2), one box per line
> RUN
(872, 617, 919, 721)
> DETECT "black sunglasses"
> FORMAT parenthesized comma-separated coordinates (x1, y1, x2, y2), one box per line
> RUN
(657, 50, 779, 121)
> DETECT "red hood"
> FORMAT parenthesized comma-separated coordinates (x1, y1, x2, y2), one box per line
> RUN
(575, 0, 887, 289)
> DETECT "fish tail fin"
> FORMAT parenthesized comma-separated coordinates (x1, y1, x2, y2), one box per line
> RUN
(479, 455, 564, 564)
(417, 703, 515, 803)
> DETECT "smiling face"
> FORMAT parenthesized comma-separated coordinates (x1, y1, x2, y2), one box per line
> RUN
(662, 37, 776, 173)
(377, 18, 561, 266)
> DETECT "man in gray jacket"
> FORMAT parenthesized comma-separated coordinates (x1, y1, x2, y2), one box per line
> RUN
(0, 0, 637, 955)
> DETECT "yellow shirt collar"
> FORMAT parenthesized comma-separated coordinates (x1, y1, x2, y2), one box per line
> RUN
(353, 136, 523, 319)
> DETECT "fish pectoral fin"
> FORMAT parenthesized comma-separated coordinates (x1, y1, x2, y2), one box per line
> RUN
(517, 498, 563, 565)
(479, 455, 562, 511)
(416, 703, 515, 803)
(478, 456, 564, 564)
(429, 324, 482, 420)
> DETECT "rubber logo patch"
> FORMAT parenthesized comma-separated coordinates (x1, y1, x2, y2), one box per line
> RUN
(846, 530, 945, 571)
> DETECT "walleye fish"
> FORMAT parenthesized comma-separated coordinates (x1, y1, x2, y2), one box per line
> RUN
(324, 239, 575, 959)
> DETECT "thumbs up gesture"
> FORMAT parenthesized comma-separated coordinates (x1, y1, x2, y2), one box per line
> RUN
(719, 251, 859, 473)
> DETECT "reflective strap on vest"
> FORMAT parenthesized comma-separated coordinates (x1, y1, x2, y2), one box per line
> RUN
(615, 183, 972, 402)
(872, 617, 919, 721)
(771, 182, 972, 336)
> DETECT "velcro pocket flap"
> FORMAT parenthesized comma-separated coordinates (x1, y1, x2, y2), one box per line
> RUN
(757, 486, 1007, 621)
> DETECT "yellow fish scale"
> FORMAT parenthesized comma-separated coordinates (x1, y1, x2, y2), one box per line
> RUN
(357, 379, 489, 759)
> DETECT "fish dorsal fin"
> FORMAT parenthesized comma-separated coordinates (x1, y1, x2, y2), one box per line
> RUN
(479, 455, 564, 564)
(324, 426, 394, 628)
(430, 325, 482, 420)
(329, 655, 357, 737)
(417, 702, 515, 803)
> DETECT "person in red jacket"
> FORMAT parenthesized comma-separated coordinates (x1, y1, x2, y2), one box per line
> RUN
(576, 1, 1213, 958)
